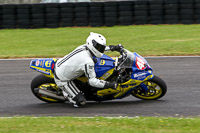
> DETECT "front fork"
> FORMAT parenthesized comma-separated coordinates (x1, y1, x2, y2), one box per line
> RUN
(136, 73, 154, 93)
(140, 83, 149, 92)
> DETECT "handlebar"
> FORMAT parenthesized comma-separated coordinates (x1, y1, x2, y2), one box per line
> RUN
(116, 48, 127, 71)
(119, 48, 127, 62)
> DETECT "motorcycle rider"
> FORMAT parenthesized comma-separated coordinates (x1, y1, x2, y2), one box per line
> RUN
(54, 32, 123, 107)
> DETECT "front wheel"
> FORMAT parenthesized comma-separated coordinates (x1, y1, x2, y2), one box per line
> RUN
(131, 75, 167, 100)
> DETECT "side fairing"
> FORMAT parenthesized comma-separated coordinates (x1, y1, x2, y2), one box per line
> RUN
(94, 54, 115, 79)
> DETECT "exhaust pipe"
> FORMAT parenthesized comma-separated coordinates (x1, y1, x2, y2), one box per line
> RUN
(36, 88, 66, 102)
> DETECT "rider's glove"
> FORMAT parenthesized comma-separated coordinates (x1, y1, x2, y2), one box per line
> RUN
(109, 44, 124, 52)
(104, 81, 118, 89)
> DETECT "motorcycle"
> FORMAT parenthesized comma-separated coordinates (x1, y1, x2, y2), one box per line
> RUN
(30, 48, 167, 104)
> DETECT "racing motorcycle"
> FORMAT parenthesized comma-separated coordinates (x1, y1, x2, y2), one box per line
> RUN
(30, 48, 167, 104)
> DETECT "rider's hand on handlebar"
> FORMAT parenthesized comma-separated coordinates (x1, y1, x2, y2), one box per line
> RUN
(104, 81, 118, 89)
(109, 44, 124, 52)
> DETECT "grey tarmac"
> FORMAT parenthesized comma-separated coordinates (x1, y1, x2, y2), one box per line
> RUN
(0, 57, 200, 117)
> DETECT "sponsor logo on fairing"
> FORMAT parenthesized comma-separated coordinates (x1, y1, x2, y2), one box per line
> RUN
(36, 69, 50, 75)
(134, 72, 147, 78)
(36, 60, 40, 66)
(101, 72, 111, 80)
(121, 84, 136, 88)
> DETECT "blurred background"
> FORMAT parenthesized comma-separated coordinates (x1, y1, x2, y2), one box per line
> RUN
(0, 0, 197, 28)
(0, 0, 131, 4)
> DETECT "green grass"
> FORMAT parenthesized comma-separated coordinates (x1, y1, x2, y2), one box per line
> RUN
(0, 116, 200, 133)
(0, 24, 200, 58)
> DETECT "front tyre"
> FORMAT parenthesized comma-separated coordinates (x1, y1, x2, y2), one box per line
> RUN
(131, 75, 167, 100)
(31, 74, 65, 103)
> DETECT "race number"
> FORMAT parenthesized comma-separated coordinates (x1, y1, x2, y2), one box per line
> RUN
(45, 61, 51, 67)
(136, 57, 146, 70)
(100, 60, 105, 65)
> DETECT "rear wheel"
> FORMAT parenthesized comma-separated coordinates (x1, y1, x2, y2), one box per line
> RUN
(131, 76, 167, 100)
(31, 74, 65, 103)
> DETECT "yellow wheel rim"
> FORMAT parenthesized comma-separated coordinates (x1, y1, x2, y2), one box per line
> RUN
(133, 81, 163, 100)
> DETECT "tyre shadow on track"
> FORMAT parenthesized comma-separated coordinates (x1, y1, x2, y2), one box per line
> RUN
(26, 99, 166, 109)
(87, 100, 166, 107)
(0, 100, 167, 116)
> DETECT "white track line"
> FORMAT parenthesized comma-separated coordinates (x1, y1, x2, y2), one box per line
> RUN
(145, 56, 200, 58)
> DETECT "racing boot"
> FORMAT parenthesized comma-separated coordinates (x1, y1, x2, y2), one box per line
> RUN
(72, 93, 86, 108)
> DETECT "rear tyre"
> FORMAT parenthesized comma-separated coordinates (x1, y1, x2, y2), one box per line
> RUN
(132, 75, 167, 100)
(31, 74, 65, 103)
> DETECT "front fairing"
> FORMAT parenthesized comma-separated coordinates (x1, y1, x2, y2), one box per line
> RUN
(119, 51, 153, 81)
(131, 52, 153, 80)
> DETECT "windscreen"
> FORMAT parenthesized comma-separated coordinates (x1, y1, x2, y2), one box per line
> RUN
(119, 52, 134, 68)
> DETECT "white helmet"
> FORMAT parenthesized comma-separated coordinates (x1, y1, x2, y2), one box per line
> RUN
(86, 32, 106, 58)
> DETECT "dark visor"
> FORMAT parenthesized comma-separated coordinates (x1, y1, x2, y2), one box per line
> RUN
(92, 40, 106, 53)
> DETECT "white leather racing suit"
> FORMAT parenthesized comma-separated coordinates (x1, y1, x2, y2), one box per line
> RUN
(54, 44, 110, 104)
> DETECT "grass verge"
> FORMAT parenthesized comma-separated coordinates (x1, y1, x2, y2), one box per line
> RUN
(0, 116, 200, 133)
(0, 24, 200, 58)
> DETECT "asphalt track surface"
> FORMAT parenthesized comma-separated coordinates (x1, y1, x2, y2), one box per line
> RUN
(0, 57, 200, 117)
